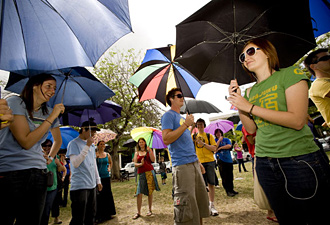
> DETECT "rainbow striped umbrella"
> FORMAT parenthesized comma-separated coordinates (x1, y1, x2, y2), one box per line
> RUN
(130, 127, 167, 149)
(129, 45, 201, 105)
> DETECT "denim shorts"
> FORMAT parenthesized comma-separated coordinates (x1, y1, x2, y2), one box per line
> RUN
(202, 161, 216, 185)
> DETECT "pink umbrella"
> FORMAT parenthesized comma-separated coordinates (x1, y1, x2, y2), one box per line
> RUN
(204, 119, 234, 135)
(93, 129, 117, 144)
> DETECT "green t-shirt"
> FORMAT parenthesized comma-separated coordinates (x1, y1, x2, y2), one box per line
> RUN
(245, 66, 318, 158)
(47, 159, 58, 191)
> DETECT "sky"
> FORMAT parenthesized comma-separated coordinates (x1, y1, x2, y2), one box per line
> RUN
(0, 0, 254, 123)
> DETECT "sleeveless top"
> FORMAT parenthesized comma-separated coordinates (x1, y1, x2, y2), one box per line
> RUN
(136, 152, 154, 174)
(96, 154, 110, 178)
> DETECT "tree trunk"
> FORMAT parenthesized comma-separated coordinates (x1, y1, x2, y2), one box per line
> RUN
(111, 139, 121, 180)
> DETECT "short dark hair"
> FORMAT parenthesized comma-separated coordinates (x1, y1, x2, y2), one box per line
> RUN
(214, 128, 223, 136)
(196, 118, 206, 127)
(165, 88, 182, 106)
(304, 48, 329, 75)
(79, 120, 100, 133)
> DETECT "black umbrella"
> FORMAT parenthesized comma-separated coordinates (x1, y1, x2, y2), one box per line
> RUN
(123, 139, 137, 148)
(180, 99, 222, 114)
(175, 0, 316, 85)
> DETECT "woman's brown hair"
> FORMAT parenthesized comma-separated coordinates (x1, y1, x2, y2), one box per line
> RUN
(20, 74, 56, 119)
(241, 38, 280, 81)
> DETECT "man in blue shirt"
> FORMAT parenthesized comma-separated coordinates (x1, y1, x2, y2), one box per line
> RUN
(214, 129, 238, 197)
(66, 121, 103, 225)
(162, 88, 209, 225)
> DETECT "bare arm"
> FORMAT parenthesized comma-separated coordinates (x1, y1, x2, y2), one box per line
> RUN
(148, 147, 156, 162)
(9, 104, 64, 150)
(228, 80, 308, 131)
(107, 153, 112, 171)
(48, 127, 62, 158)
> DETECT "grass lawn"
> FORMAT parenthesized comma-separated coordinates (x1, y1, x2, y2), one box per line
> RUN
(57, 152, 330, 225)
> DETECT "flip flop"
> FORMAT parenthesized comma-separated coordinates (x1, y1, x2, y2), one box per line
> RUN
(267, 216, 278, 223)
(146, 211, 153, 216)
(132, 213, 140, 220)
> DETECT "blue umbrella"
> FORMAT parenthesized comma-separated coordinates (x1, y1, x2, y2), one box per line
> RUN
(5, 67, 115, 109)
(310, 0, 330, 37)
(60, 100, 122, 127)
(236, 121, 243, 131)
(0, 0, 132, 73)
(47, 126, 79, 149)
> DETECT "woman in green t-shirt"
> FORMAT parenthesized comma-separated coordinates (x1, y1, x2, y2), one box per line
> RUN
(228, 38, 330, 224)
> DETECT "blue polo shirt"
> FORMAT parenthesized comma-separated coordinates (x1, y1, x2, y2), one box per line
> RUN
(215, 137, 233, 163)
(0, 95, 59, 172)
(66, 137, 97, 191)
(161, 110, 198, 167)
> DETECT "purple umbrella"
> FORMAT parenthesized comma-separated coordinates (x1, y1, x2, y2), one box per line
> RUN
(60, 100, 122, 126)
(205, 119, 234, 135)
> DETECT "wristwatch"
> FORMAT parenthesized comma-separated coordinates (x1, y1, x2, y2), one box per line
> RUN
(48, 156, 54, 161)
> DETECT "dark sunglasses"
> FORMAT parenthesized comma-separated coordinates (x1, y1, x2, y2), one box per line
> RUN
(42, 145, 52, 147)
(239, 47, 260, 63)
(174, 94, 183, 98)
(314, 55, 330, 64)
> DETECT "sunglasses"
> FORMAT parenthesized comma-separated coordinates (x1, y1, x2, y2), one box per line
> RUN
(174, 94, 183, 98)
(314, 55, 330, 64)
(239, 47, 260, 63)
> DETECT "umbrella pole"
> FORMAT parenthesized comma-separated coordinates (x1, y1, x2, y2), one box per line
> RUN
(173, 69, 190, 114)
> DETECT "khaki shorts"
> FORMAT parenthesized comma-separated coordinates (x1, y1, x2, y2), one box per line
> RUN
(172, 161, 210, 225)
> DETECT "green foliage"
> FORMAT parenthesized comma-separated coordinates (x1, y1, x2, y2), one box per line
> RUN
(93, 48, 164, 146)
(224, 125, 243, 144)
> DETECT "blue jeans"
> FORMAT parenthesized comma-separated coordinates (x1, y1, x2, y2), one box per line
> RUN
(256, 150, 330, 224)
(40, 189, 57, 225)
(0, 168, 47, 225)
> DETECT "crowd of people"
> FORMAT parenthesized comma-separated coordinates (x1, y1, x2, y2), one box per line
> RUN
(0, 38, 329, 225)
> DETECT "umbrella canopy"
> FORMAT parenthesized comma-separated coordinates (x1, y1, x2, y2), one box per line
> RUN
(310, 0, 330, 37)
(5, 67, 115, 109)
(60, 100, 122, 127)
(205, 119, 234, 135)
(129, 45, 202, 105)
(175, 0, 316, 85)
(236, 121, 243, 131)
(0, 0, 132, 73)
(47, 126, 79, 149)
(180, 99, 222, 114)
(93, 129, 117, 144)
(130, 127, 167, 149)
(123, 138, 137, 148)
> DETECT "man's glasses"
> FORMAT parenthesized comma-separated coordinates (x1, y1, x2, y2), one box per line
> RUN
(239, 47, 260, 63)
(174, 94, 183, 98)
(314, 55, 330, 64)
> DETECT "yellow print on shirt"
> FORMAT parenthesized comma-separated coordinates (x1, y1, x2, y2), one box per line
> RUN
(250, 85, 277, 102)
(259, 93, 278, 111)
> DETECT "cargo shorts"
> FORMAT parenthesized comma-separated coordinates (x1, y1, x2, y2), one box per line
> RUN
(172, 160, 210, 225)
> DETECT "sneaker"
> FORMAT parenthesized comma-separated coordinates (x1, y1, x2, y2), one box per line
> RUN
(209, 203, 219, 216)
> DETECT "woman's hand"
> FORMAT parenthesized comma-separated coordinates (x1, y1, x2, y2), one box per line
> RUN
(229, 79, 242, 96)
(50, 103, 65, 119)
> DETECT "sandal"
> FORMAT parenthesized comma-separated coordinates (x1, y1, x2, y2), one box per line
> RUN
(267, 216, 278, 223)
(132, 213, 140, 220)
(146, 211, 153, 216)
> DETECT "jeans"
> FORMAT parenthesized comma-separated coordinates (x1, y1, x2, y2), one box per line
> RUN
(41, 189, 57, 225)
(0, 168, 47, 225)
(217, 159, 234, 193)
(256, 150, 330, 225)
(70, 188, 96, 225)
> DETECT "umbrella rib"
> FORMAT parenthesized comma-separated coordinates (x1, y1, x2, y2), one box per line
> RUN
(11, 0, 29, 72)
(41, 0, 94, 66)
